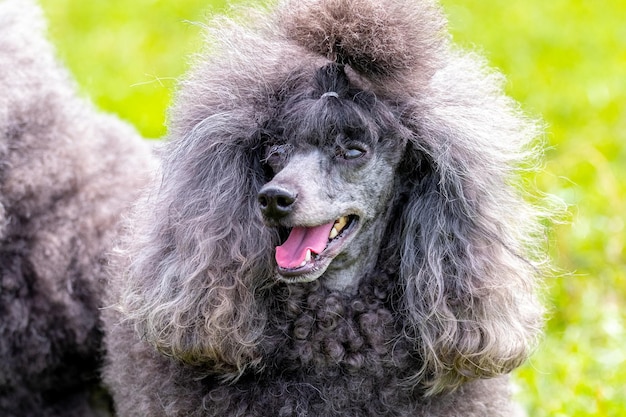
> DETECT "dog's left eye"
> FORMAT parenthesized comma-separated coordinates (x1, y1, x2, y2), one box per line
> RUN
(337, 144, 367, 160)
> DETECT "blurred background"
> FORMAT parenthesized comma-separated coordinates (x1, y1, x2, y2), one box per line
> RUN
(38, 0, 626, 415)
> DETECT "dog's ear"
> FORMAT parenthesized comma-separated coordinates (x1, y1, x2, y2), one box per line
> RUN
(113, 2, 312, 379)
(392, 52, 548, 395)
(118, 112, 276, 378)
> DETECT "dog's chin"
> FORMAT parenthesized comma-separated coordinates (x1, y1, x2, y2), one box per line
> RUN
(274, 215, 360, 284)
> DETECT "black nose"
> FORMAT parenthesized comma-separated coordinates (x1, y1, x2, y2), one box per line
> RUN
(258, 186, 297, 219)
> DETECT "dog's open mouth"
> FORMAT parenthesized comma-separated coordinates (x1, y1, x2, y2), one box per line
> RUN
(274, 215, 359, 283)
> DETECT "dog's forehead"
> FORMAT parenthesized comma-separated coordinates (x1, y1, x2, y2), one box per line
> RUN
(258, 63, 404, 154)
(272, 100, 380, 149)
(289, 122, 375, 148)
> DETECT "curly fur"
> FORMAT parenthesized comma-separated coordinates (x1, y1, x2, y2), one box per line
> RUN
(104, 0, 549, 415)
(0, 1, 154, 416)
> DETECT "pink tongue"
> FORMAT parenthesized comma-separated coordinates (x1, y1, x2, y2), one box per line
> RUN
(275, 222, 335, 269)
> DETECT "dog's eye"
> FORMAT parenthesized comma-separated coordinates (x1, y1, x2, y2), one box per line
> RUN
(265, 144, 290, 164)
(263, 144, 291, 177)
(336, 144, 367, 160)
(344, 147, 364, 159)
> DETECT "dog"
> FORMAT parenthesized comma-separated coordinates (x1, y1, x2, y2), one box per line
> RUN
(0, 1, 154, 415)
(102, 0, 548, 415)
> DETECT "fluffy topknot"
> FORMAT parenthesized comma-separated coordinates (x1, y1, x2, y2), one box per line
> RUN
(278, 0, 446, 80)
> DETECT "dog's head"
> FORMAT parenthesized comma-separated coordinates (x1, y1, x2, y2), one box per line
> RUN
(257, 63, 408, 290)
(119, 0, 549, 395)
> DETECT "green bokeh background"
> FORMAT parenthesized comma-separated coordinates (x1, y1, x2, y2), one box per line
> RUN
(38, 0, 626, 415)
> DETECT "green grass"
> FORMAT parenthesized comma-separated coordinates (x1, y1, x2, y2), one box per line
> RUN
(40, 0, 626, 415)
(40, 0, 231, 138)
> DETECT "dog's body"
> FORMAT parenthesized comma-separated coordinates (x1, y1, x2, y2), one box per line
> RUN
(106, 277, 519, 416)
(104, 0, 547, 416)
(0, 1, 154, 415)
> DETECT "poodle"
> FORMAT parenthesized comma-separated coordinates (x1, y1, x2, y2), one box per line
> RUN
(101, 0, 548, 415)
(0, 1, 154, 416)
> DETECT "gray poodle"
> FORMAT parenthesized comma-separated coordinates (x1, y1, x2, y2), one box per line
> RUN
(0, 1, 154, 416)
(104, 0, 548, 416)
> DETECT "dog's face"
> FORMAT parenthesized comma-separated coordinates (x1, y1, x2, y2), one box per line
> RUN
(258, 65, 406, 291)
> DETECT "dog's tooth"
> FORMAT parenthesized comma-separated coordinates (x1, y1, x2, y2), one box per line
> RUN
(335, 216, 348, 231)
(305, 249, 312, 263)
(329, 227, 339, 239)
